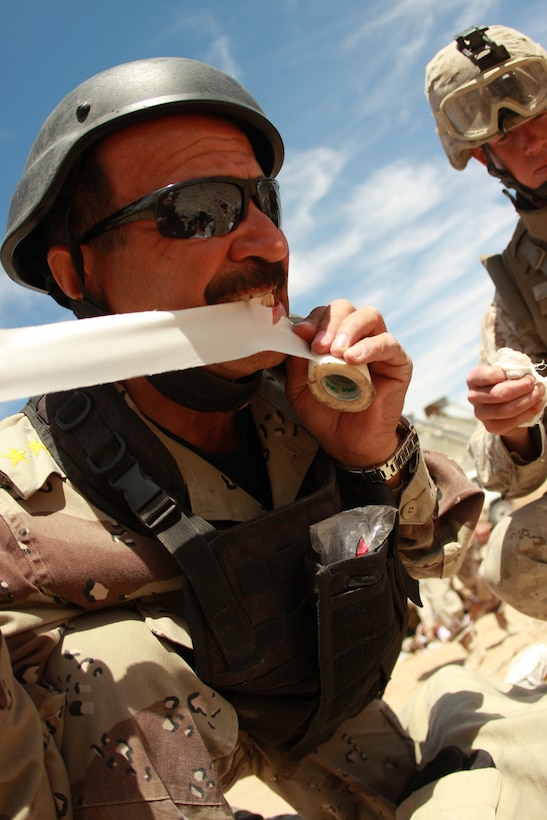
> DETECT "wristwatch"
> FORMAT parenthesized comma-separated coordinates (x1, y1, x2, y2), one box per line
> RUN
(337, 416, 420, 484)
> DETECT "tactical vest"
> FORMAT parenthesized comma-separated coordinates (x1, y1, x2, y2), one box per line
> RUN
(25, 382, 419, 758)
(482, 208, 547, 356)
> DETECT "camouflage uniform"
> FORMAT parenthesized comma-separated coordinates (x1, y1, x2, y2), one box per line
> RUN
(469, 207, 547, 620)
(399, 665, 547, 819)
(0, 374, 483, 819)
(415, 24, 547, 818)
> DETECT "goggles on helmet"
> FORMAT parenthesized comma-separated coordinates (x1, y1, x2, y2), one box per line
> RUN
(78, 176, 282, 244)
(436, 56, 547, 141)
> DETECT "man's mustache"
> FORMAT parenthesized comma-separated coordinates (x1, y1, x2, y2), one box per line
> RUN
(204, 260, 287, 305)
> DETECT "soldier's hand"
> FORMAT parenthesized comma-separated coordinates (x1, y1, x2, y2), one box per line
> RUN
(467, 364, 545, 457)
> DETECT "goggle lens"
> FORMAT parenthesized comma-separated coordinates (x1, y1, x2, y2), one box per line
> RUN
(439, 58, 547, 140)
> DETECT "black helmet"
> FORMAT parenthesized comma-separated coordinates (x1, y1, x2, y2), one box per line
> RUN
(1, 57, 284, 294)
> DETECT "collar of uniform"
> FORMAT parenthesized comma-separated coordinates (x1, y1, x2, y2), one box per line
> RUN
(517, 206, 547, 244)
(124, 370, 319, 522)
(252, 370, 318, 507)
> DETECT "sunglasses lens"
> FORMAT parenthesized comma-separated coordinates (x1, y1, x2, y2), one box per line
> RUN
(156, 181, 243, 239)
(80, 177, 282, 244)
(155, 178, 282, 239)
(257, 180, 282, 229)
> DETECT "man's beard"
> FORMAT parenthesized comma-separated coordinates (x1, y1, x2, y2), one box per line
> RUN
(204, 259, 287, 305)
(147, 259, 288, 413)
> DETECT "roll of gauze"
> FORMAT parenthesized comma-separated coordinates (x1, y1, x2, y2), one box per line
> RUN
(0, 297, 374, 412)
(307, 356, 375, 412)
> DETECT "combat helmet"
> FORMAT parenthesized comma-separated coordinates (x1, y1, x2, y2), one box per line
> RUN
(1, 57, 284, 295)
(425, 25, 547, 172)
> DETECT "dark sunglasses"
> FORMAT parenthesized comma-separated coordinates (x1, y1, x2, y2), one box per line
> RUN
(78, 176, 282, 244)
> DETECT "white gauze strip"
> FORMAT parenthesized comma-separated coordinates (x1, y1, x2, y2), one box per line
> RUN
(493, 347, 547, 426)
(0, 297, 375, 412)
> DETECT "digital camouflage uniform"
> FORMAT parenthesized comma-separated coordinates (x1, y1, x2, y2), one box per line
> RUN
(396, 199, 547, 820)
(469, 206, 547, 620)
(0, 375, 482, 820)
(410, 24, 547, 818)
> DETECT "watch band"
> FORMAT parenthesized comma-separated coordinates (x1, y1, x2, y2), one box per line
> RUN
(337, 416, 420, 484)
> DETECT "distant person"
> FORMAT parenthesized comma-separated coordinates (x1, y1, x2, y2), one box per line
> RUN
(454, 512, 512, 630)
(403, 514, 511, 670)
(425, 24, 547, 620)
(404, 575, 485, 668)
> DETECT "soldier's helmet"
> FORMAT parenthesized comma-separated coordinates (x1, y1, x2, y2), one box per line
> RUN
(1, 57, 284, 295)
(425, 25, 547, 170)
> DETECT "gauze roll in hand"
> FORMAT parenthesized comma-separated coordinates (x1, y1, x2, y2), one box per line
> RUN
(493, 347, 547, 426)
(307, 356, 375, 412)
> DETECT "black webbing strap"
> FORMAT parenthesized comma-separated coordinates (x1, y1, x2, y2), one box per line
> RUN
(55, 389, 262, 674)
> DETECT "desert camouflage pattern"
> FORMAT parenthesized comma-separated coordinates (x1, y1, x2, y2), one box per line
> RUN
(0, 376, 482, 818)
(399, 664, 547, 818)
(468, 208, 547, 620)
(424, 25, 547, 171)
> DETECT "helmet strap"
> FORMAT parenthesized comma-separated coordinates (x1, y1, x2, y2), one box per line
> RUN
(64, 207, 109, 319)
(147, 368, 263, 413)
(483, 145, 547, 208)
(61, 222, 263, 410)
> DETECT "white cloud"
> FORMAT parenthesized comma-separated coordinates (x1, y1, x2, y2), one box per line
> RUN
(153, 10, 241, 78)
(280, 147, 347, 236)
(205, 35, 241, 80)
(281, 149, 517, 415)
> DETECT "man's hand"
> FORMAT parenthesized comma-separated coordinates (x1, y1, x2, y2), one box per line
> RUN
(284, 300, 413, 467)
(467, 364, 546, 458)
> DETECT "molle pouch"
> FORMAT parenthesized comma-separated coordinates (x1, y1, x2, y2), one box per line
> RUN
(181, 454, 342, 748)
(290, 505, 419, 758)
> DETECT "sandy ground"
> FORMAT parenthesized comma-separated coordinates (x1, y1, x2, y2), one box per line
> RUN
(226, 604, 547, 816)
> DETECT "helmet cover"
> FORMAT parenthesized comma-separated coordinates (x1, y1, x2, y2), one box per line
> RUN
(425, 25, 547, 169)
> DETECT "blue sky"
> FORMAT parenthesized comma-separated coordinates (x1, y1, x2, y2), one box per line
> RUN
(1, 0, 545, 421)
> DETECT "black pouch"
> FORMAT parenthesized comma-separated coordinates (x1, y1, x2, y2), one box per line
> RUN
(182, 455, 341, 748)
(289, 511, 413, 758)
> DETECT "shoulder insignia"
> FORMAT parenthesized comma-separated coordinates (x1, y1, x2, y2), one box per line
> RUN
(0, 416, 62, 499)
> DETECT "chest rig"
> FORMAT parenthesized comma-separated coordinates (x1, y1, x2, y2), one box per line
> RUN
(25, 382, 418, 758)
(482, 211, 547, 356)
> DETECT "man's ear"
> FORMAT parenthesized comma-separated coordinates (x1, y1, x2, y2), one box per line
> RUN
(470, 146, 488, 167)
(47, 245, 83, 300)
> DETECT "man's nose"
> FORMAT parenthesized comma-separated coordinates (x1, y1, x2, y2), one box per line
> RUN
(227, 201, 289, 263)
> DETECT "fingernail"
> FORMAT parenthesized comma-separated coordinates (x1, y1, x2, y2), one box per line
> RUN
(333, 333, 348, 351)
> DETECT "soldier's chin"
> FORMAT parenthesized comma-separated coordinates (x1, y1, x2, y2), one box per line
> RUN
(209, 351, 286, 380)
